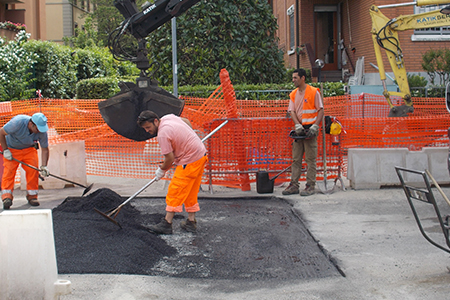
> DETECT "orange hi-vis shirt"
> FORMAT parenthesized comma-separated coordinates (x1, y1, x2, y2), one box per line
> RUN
(157, 114, 206, 166)
(288, 85, 323, 125)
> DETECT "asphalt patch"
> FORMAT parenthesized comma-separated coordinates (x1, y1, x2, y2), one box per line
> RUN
(53, 189, 342, 280)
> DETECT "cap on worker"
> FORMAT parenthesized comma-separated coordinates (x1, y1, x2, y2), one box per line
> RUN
(31, 113, 49, 133)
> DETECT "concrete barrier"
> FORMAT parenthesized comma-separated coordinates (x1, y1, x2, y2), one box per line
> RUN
(0, 210, 71, 299)
(20, 140, 87, 190)
(347, 147, 450, 189)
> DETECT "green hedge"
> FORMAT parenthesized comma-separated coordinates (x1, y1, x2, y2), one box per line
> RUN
(76, 76, 346, 100)
(76, 77, 120, 99)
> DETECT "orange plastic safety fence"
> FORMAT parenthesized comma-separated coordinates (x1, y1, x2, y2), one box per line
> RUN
(1, 72, 449, 191)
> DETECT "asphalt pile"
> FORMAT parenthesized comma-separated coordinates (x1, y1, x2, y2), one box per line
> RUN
(52, 188, 175, 275)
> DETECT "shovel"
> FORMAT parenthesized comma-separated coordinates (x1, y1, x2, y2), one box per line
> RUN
(94, 177, 158, 228)
(256, 165, 292, 194)
(1, 151, 93, 196)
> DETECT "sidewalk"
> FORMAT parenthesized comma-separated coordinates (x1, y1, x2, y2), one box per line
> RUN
(5, 175, 450, 300)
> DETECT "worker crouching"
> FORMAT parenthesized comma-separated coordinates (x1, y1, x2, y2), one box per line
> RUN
(137, 110, 207, 234)
(1, 113, 50, 209)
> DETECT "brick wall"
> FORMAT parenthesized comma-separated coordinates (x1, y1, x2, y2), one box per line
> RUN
(272, 0, 450, 77)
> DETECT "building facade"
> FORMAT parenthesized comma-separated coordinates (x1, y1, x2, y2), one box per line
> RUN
(1, 0, 93, 43)
(271, 0, 450, 84)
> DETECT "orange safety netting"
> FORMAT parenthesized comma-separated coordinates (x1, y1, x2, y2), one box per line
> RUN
(1, 69, 449, 191)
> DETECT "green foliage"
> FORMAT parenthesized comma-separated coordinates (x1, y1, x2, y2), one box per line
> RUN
(406, 74, 428, 97)
(144, 0, 286, 86)
(72, 47, 138, 81)
(159, 81, 345, 100)
(63, 16, 102, 48)
(407, 74, 428, 87)
(0, 31, 37, 101)
(23, 40, 78, 98)
(421, 48, 450, 86)
(76, 77, 121, 99)
(89, 0, 138, 47)
(20, 38, 137, 99)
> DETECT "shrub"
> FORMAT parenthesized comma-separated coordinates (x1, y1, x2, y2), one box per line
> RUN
(23, 40, 77, 99)
(76, 77, 121, 99)
(0, 30, 37, 101)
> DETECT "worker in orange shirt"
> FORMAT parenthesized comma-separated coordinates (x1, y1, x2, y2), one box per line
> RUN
(1, 113, 50, 209)
(137, 110, 207, 234)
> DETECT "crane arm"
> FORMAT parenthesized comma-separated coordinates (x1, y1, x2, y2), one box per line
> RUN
(370, 3, 450, 117)
(114, 0, 201, 40)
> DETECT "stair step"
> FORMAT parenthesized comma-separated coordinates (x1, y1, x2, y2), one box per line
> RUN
(320, 71, 342, 82)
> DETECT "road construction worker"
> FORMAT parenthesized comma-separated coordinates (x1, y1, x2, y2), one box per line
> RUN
(137, 110, 207, 234)
(283, 68, 324, 196)
(1, 113, 50, 209)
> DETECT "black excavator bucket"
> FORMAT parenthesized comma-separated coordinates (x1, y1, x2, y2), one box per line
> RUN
(98, 80, 184, 141)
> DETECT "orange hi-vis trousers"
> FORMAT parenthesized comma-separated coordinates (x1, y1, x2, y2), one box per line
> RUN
(166, 155, 208, 213)
(2, 147, 39, 200)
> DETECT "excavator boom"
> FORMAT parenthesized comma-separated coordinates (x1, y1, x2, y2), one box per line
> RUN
(99, 0, 201, 141)
(370, 2, 450, 117)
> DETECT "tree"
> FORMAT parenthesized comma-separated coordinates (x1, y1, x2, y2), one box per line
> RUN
(148, 0, 286, 85)
(63, 16, 100, 48)
(0, 31, 37, 101)
(421, 48, 450, 86)
(90, 0, 286, 86)
(88, 0, 140, 47)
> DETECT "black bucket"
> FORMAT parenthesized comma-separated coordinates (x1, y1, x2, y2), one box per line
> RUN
(98, 81, 185, 141)
(256, 165, 291, 194)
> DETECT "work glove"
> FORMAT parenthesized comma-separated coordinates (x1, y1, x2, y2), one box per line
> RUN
(40, 166, 50, 177)
(2, 149, 12, 160)
(155, 167, 166, 181)
(306, 124, 320, 138)
(294, 123, 305, 135)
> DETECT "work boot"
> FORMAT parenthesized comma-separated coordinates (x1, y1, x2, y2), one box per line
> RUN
(300, 184, 315, 197)
(2, 198, 12, 210)
(282, 184, 299, 195)
(147, 218, 173, 235)
(26, 195, 40, 206)
(181, 219, 197, 233)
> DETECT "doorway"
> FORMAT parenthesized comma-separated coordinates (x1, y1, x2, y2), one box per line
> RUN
(314, 6, 338, 71)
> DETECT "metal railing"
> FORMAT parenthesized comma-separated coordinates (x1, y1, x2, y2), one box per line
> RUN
(410, 86, 446, 98)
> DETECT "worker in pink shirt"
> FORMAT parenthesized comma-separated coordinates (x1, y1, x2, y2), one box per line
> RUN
(137, 110, 208, 234)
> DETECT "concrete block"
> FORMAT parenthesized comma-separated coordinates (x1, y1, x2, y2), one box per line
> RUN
(347, 149, 378, 189)
(423, 147, 449, 183)
(348, 147, 450, 189)
(0, 210, 71, 299)
(378, 149, 407, 185)
(20, 141, 87, 190)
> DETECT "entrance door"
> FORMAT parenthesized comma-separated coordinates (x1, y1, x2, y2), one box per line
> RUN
(314, 6, 338, 71)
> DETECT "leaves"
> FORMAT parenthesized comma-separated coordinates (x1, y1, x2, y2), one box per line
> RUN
(0, 31, 37, 101)
(421, 48, 450, 86)
(145, 0, 286, 86)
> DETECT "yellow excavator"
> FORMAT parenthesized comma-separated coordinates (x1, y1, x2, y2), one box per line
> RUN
(370, 0, 450, 117)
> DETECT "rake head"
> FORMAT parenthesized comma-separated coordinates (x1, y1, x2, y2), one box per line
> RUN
(94, 207, 122, 228)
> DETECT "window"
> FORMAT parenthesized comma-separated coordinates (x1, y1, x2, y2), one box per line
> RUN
(413, 5, 450, 41)
(287, 5, 295, 53)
